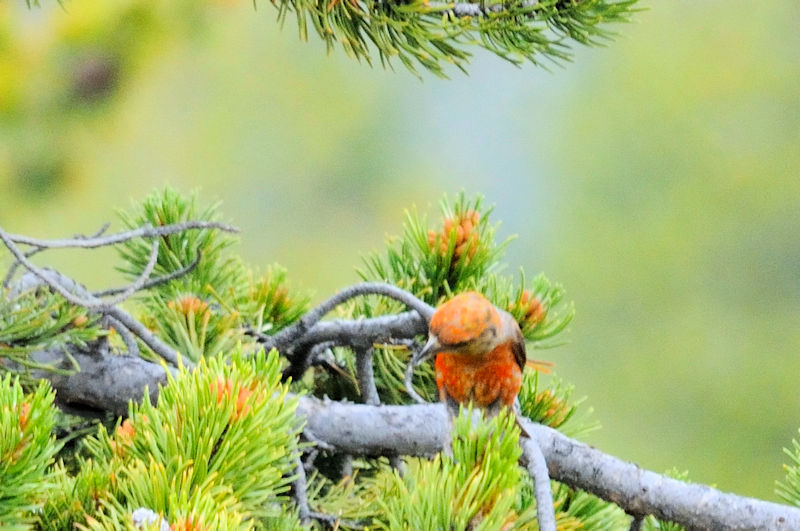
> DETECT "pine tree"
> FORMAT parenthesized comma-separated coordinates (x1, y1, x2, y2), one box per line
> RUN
(2, 2, 797, 528)
(2, 190, 799, 529)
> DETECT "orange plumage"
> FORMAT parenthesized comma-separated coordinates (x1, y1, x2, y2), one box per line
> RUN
(420, 291, 532, 417)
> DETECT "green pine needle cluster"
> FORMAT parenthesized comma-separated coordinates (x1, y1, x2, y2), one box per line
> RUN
(271, 0, 640, 77)
(379, 410, 527, 530)
(546, 483, 629, 530)
(39, 348, 303, 530)
(0, 375, 60, 529)
(518, 370, 597, 439)
(777, 430, 800, 508)
(118, 188, 308, 362)
(0, 287, 102, 373)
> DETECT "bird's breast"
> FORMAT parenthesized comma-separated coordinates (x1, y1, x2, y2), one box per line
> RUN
(434, 343, 523, 408)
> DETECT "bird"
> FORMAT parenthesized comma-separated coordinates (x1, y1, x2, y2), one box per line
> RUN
(414, 291, 547, 420)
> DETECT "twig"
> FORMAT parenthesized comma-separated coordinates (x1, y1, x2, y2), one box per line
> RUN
(2, 245, 45, 290)
(628, 514, 644, 531)
(297, 340, 343, 379)
(106, 315, 140, 358)
(355, 347, 379, 405)
(405, 342, 431, 405)
(265, 282, 434, 355)
(94, 250, 202, 297)
(5, 220, 238, 249)
(280, 311, 428, 381)
(293, 457, 311, 524)
(2, 227, 192, 367)
(0, 227, 105, 309)
(2, 222, 110, 289)
(520, 436, 557, 531)
(104, 306, 189, 367)
(96, 240, 160, 307)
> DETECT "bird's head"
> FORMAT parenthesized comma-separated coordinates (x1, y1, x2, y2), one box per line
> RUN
(416, 291, 503, 360)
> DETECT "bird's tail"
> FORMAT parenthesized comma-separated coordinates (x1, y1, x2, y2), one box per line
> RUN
(525, 358, 555, 374)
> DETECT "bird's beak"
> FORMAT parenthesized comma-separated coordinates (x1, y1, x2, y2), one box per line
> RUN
(411, 335, 440, 367)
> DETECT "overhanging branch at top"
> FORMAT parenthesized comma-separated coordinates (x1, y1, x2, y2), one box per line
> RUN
(268, 0, 640, 76)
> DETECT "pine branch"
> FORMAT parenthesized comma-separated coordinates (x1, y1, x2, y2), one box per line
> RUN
(3, 220, 238, 250)
(24, 346, 800, 528)
(269, 0, 640, 76)
(260, 282, 433, 380)
(521, 435, 557, 531)
(92, 250, 202, 298)
(4, 219, 796, 530)
(0, 218, 238, 367)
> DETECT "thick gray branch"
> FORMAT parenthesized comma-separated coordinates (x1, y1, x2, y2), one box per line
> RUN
(25, 350, 800, 529)
(281, 310, 428, 380)
(13, 346, 171, 417)
(265, 282, 433, 355)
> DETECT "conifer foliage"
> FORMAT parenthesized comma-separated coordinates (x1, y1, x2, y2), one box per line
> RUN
(272, 0, 640, 76)
(0, 376, 59, 529)
(1, 190, 800, 529)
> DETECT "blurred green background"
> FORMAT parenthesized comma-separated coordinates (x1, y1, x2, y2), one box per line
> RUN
(1, 0, 798, 500)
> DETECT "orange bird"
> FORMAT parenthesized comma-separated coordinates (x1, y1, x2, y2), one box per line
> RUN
(416, 291, 545, 418)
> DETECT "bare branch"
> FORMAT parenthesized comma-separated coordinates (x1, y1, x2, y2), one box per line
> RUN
(3, 266, 188, 367)
(2, 222, 110, 289)
(405, 340, 432, 405)
(518, 417, 800, 530)
(105, 315, 140, 358)
(265, 282, 434, 356)
(355, 346, 379, 405)
(0, 227, 103, 309)
(17, 346, 171, 417)
(292, 457, 311, 524)
(280, 311, 428, 381)
(96, 240, 160, 306)
(520, 436, 557, 531)
(94, 250, 202, 298)
(2, 245, 45, 290)
(404, 359, 429, 405)
(103, 305, 189, 367)
(2, 228, 193, 367)
(5, 220, 239, 249)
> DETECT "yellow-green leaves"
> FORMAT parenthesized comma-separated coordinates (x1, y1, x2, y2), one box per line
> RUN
(0, 375, 59, 529)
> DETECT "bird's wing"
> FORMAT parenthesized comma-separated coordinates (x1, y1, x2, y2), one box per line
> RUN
(511, 326, 527, 372)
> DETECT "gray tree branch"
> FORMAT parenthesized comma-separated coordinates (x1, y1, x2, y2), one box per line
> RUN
(21, 346, 800, 529)
(4, 220, 238, 249)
